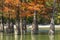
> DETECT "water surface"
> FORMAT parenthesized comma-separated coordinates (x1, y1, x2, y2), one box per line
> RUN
(0, 33, 59, 40)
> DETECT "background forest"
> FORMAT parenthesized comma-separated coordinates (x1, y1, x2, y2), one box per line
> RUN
(0, 0, 60, 25)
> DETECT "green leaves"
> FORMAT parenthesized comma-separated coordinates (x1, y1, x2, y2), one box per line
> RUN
(45, 2, 53, 7)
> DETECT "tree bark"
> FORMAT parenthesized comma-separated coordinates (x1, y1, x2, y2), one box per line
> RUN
(23, 17, 27, 34)
(32, 11, 38, 34)
(49, 18, 55, 35)
(6, 11, 11, 33)
(11, 21, 14, 33)
(16, 14, 20, 35)
(49, 0, 56, 35)
(2, 13, 4, 32)
(20, 17, 23, 35)
(16, 5, 21, 35)
(17, 20, 20, 35)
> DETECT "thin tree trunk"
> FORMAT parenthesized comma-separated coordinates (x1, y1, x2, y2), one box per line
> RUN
(6, 11, 11, 33)
(11, 21, 14, 33)
(1, 0, 4, 32)
(17, 20, 20, 35)
(16, 13, 20, 35)
(20, 17, 23, 35)
(2, 13, 4, 32)
(23, 17, 27, 34)
(49, 0, 56, 35)
(32, 11, 38, 34)
(16, 5, 21, 35)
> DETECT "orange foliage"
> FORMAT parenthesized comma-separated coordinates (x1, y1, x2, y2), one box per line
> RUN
(28, 2, 35, 6)
(3, 7, 9, 13)
(4, 0, 48, 18)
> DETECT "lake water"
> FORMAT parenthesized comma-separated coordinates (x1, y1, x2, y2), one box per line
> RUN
(0, 33, 60, 40)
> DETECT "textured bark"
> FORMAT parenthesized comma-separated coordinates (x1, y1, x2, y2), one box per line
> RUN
(20, 18, 23, 35)
(49, 18, 55, 35)
(49, 0, 56, 35)
(6, 11, 11, 33)
(32, 11, 38, 34)
(0, 0, 4, 32)
(23, 17, 27, 34)
(16, 5, 21, 35)
(2, 13, 4, 32)
(16, 15, 20, 34)
(17, 20, 20, 35)
(11, 21, 14, 33)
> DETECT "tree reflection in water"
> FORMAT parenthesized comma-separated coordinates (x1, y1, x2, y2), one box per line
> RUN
(6, 34, 14, 40)
(31, 34, 39, 40)
(20, 35, 23, 40)
(49, 35, 54, 40)
(0, 33, 56, 40)
(31, 34, 36, 40)
(0, 33, 3, 40)
(15, 34, 22, 40)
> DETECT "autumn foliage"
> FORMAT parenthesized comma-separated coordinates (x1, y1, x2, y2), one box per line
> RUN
(1, 0, 51, 19)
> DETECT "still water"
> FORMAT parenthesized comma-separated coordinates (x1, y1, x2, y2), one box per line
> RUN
(0, 33, 60, 40)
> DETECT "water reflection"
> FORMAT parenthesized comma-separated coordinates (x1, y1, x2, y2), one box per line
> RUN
(31, 34, 39, 40)
(0, 33, 56, 40)
(6, 34, 14, 40)
(15, 34, 23, 40)
(31, 34, 36, 40)
(0, 33, 23, 40)
(0, 33, 3, 40)
(49, 35, 54, 40)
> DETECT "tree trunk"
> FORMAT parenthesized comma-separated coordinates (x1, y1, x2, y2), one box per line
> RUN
(49, 0, 56, 35)
(23, 17, 27, 34)
(20, 17, 23, 35)
(6, 11, 11, 33)
(11, 21, 14, 33)
(32, 11, 38, 34)
(17, 20, 20, 35)
(2, 14, 4, 32)
(1, 0, 4, 32)
(49, 18, 55, 35)
(6, 19, 11, 33)
(16, 12, 20, 34)
(16, 5, 21, 35)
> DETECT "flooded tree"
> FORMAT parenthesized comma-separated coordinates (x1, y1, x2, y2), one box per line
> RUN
(49, 0, 56, 35)
(16, 5, 21, 35)
(32, 11, 38, 34)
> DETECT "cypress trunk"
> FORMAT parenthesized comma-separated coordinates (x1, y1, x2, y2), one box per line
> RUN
(32, 11, 38, 34)
(49, 18, 55, 35)
(17, 20, 20, 35)
(6, 11, 11, 33)
(23, 17, 27, 34)
(20, 17, 23, 35)
(16, 5, 21, 35)
(49, 0, 56, 35)
(2, 13, 4, 32)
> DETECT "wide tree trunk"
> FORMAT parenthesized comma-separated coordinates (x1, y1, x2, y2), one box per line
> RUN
(49, 18, 55, 35)
(6, 11, 14, 33)
(17, 20, 20, 35)
(6, 11, 11, 33)
(32, 11, 38, 34)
